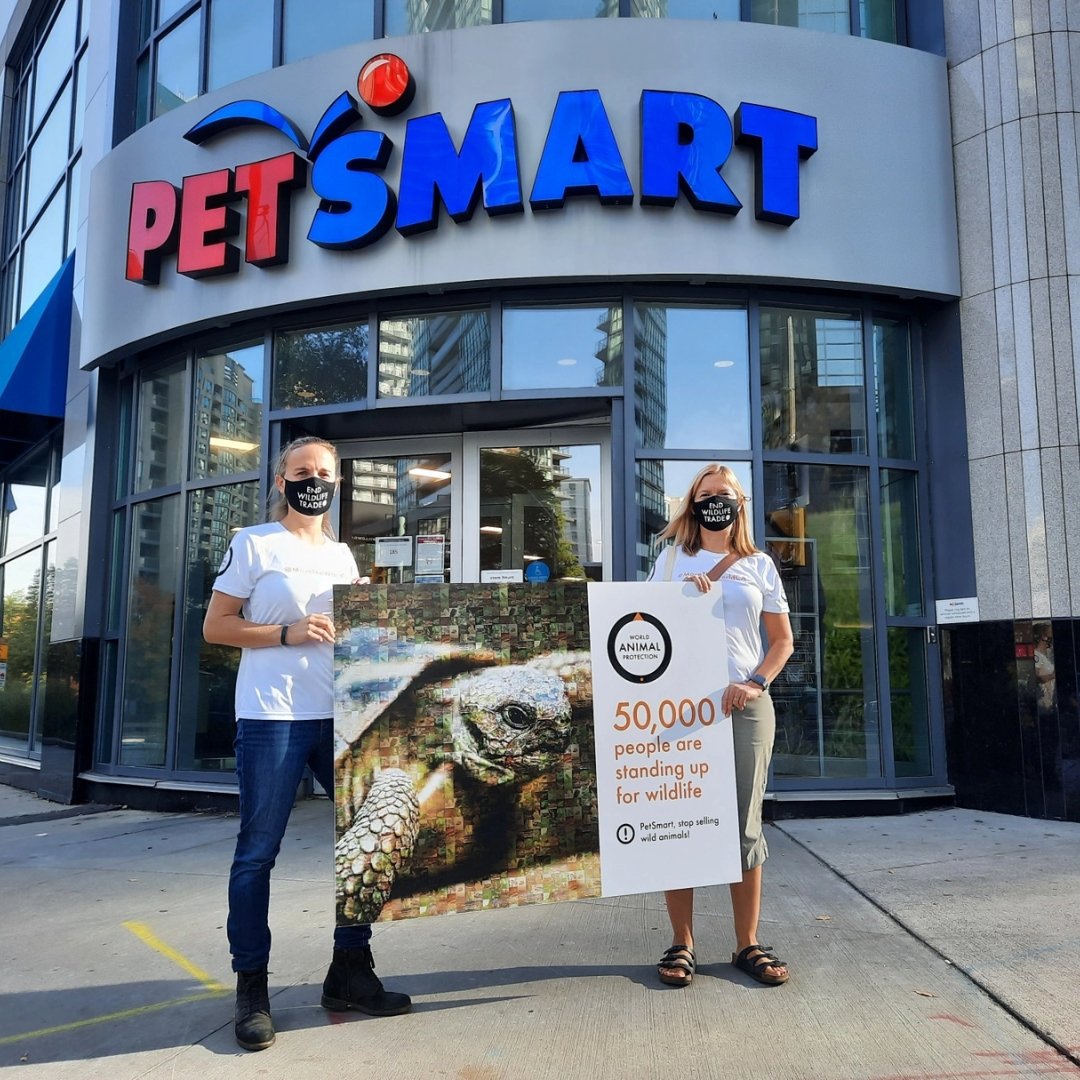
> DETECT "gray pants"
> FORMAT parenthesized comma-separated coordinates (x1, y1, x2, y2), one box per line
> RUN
(732, 692, 775, 871)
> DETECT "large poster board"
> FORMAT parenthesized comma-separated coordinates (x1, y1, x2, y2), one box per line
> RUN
(333, 582, 740, 925)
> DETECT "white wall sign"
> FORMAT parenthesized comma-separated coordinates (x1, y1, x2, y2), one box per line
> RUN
(935, 597, 980, 624)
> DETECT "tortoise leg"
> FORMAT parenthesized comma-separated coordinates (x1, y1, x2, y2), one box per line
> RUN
(335, 769, 421, 924)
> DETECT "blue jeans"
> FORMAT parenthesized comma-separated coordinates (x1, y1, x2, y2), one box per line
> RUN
(228, 717, 371, 972)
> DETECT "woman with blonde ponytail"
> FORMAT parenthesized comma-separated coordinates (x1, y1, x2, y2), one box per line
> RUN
(204, 436, 410, 1052)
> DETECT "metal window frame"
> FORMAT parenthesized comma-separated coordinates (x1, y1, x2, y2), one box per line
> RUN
(94, 283, 945, 795)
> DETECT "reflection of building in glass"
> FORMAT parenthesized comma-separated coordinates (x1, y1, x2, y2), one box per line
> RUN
(634, 305, 668, 446)
(193, 351, 262, 476)
(188, 485, 260, 578)
(759, 311, 865, 454)
(560, 477, 593, 567)
(378, 313, 489, 396)
(397, 0, 493, 33)
(345, 457, 453, 580)
(593, 304, 624, 387)
(631, 306, 669, 565)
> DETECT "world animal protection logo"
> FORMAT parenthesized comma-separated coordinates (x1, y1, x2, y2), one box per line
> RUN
(126, 52, 818, 285)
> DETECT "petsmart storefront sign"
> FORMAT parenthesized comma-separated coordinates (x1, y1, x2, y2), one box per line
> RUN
(125, 52, 818, 285)
(83, 21, 959, 367)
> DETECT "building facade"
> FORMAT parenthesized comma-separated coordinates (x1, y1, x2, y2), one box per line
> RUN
(0, 0, 1075, 821)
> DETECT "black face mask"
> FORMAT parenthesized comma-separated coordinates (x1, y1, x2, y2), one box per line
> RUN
(283, 476, 335, 516)
(693, 495, 739, 532)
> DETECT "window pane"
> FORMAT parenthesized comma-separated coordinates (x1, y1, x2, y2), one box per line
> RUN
(860, 0, 896, 40)
(479, 444, 603, 582)
(66, 154, 81, 254)
(760, 306, 866, 455)
(72, 56, 86, 148)
(32, 0, 76, 129)
(135, 360, 186, 493)
(634, 304, 748, 449)
(192, 342, 264, 480)
(136, 0, 152, 40)
(3, 445, 50, 555)
(504, 0, 618, 19)
(158, 0, 191, 27)
(176, 481, 260, 770)
(6, 165, 25, 252)
(97, 639, 118, 763)
(889, 628, 931, 776)
(47, 441, 61, 530)
(154, 12, 200, 119)
(285, 0, 374, 62)
(32, 539, 56, 753)
(765, 462, 880, 779)
(26, 80, 72, 225)
(874, 317, 914, 460)
(108, 509, 125, 631)
(19, 187, 65, 318)
(503, 304, 621, 391)
(11, 75, 29, 161)
(379, 310, 490, 397)
(634, 458, 752, 579)
(385, 0, 491, 35)
(136, 53, 150, 129)
(120, 495, 180, 766)
(630, 0, 740, 17)
(0, 548, 43, 753)
(342, 454, 453, 583)
(881, 469, 922, 617)
(274, 321, 368, 409)
(749, 0, 850, 32)
(208, 0, 274, 92)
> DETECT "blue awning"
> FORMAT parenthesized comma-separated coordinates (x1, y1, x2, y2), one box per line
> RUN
(0, 254, 75, 419)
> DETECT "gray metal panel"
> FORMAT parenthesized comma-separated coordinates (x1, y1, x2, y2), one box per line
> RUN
(81, 19, 960, 367)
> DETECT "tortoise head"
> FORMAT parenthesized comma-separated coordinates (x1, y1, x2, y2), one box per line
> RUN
(449, 665, 573, 784)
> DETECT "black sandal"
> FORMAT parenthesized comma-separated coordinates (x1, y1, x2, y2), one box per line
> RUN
(657, 944, 696, 987)
(732, 944, 789, 985)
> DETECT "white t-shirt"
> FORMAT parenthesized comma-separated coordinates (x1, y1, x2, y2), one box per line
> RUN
(213, 521, 359, 720)
(646, 546, 790, 685)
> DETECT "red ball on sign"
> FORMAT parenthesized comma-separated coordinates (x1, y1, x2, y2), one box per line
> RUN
(357, 54, 415, 116)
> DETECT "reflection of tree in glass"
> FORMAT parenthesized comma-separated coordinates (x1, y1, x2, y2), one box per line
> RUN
(0, 565, 50, 738)
(480, 452, 585, 580)
(121, 577, 176, 763)
(275, 324, 368, 409)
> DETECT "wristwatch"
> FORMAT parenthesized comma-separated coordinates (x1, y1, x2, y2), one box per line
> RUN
(746, 673, 769, 692)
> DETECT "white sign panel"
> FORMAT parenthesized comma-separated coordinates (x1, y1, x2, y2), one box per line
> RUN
(375, 536, 413, 567)
(415, 534, 445, 575)
(480, 569, 523, 583)
(935, 597, 980, 624)
(588, 582, 742, 896)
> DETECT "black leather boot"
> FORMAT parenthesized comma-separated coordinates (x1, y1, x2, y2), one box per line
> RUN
(234, 969, 275, 1051)
(321, 946, 412, 1015)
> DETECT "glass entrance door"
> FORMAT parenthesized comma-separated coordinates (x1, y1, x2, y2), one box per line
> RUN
(338, 439, 460, 584)
(463, 429, 610, 583)
(338, 428, 611, 585)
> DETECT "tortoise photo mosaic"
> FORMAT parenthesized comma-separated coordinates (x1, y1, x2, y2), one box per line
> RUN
(333, 583, 599, 922)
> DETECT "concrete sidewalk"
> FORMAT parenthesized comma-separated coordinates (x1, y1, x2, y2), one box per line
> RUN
(1, 784, 1077, 1080)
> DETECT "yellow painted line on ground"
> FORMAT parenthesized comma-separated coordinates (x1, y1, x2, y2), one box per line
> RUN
(122, 920, 227, 992)
(0, 990, 226, 1047)
(0, 922, 229, 1048)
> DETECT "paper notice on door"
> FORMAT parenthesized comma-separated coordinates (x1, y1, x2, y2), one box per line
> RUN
(415, 535, 444, 575)
(375, 537, 413, 567)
